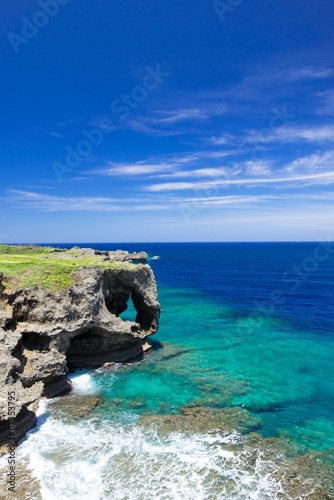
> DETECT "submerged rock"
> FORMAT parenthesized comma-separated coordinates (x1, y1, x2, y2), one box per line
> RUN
(49, 394, 102, 422)
(136, 407, 334, 499)
(136, 406, 263, 436)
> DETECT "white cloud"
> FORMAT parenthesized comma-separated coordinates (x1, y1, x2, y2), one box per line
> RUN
(152, 108, 210, 124)
(91, 151, 240, 179)
(95, 161, 176, 176)
(91, 151, 334, 191)
(246, 125, 334, 144)
(153, 167, 234, 179)
(284, 151, 334, 174)
(145, 168, 334, 192)
(5, 190, 280, 212)
(316, 89, 334, 116)
(210, 133, 235, 145)
(288, 66, 333, 81)
(123, 101, 227, 136)
(244, 160, 272, 176)
(5, 190, 170, 212)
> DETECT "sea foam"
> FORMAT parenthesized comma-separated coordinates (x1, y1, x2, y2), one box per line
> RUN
(1, 405, 292, 500)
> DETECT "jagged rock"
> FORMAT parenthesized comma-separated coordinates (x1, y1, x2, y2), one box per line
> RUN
(0, 260, 160, 452)
(124, 252, 148, 262)
(51, 247, 149, 262)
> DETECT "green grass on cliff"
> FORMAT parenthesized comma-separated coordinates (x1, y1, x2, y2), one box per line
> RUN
(0, 245, 133, 291)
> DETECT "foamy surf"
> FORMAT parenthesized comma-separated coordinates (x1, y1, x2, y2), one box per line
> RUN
(0, 403, 294, 500)
(69, 370, 99, 395)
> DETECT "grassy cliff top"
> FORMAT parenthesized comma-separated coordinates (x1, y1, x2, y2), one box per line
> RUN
(0, 245, 134, 291)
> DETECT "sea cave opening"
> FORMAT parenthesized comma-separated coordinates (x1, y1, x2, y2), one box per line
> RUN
(119, 293, 138, 323)
(66, 328, 105, 371)
(104, 288, 139, 324)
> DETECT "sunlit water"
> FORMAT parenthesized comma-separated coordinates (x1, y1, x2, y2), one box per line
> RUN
(1, 243, 334, 498)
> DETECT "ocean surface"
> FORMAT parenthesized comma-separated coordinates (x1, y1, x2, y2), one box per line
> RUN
(1, 242, 334, 499)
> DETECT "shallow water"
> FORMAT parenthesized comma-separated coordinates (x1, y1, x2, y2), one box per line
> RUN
(1, 243, 334, 498)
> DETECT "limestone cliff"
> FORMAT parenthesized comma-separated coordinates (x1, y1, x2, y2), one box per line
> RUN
(0, 253, 160, 453)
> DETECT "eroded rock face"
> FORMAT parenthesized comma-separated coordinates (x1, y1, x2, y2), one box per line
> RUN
(0, 263, 160, 452)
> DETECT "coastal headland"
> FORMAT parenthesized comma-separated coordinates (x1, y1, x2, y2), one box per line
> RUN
(0, 245, 160, 454)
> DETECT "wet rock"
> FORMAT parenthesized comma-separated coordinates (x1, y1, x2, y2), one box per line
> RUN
(136, 406, 263, 436)
(128, 398, 146, 409)
(274, 448, 334, 499)
(49, 394, 101, 421)
(183, 396, 229, 408)
(0, 461, 42, 499)
(241, 433, 334, 499)
(142, 340, 153, 354)
(108, 398, 123, 406)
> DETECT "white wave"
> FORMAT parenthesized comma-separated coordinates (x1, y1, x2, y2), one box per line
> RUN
(36, 399, 50, 417)
(69, 371, 97, 395)
(0, 410, 293, 500)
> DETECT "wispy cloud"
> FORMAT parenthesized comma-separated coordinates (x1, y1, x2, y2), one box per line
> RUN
(316, 89, 334, 116)
(210, 125, 334, 147)
(145, 170, 334, 192)
(287, 66, 333, 81)
(283, 150, 334, 174)
(153, 167, 235, 179)
(90, 150, 240, 178)
(58, 118, 83, 127)
(119, 91, 228, 137)
(89, 61, 333, 141)
(152, 108, 211, 124)
(5, 190, 170, 212)
(89, 150, 334, 192)
(94, 161, 176, 176)
(197, 65, 334, 105)
(209, 133, 235, 145)
(39, 130, 65, 138)
(124, 118, 185, 137)
(144, 151, 334, 191)
(5, 186, 334, 221)
(246, 125, 334, 144)
(5, 189, 280, 212)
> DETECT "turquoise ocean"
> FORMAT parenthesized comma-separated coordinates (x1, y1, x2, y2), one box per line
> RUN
(1, 243, 334, 499)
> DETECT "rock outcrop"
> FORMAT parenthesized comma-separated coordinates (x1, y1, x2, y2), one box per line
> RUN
(48, 247, 149, 262)
(0, 261, 160, 453)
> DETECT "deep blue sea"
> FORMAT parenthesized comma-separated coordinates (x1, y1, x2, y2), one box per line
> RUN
(1, 243, 333, 499)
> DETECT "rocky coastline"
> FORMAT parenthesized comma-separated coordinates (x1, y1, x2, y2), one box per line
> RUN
(0, 245, 160, 454)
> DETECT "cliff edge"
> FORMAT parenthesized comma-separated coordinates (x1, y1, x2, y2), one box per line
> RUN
(0, 245, 160, 454)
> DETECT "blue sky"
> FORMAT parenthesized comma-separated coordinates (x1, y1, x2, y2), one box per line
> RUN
(1, 0, 334, 242)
